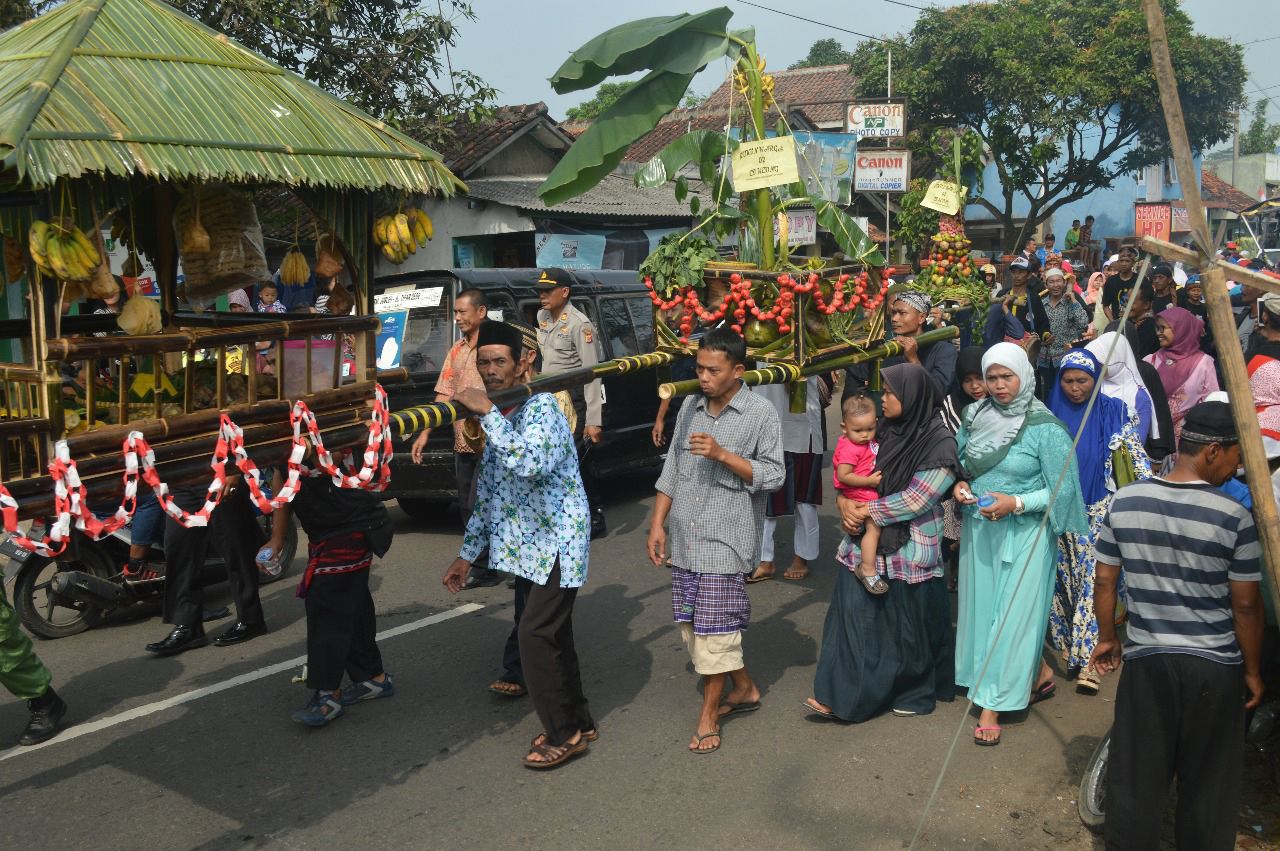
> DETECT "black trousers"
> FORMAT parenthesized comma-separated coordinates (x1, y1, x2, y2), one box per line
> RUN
(500, 577, 532, 686)
(162, 484, 264, 629)
(455, 452, 489, 574)
(1106, 653, 1246, 851)
(519, 562, 592, 747)
(304, 566, 382, 692)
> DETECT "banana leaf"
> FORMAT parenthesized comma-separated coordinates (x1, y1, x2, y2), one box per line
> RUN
(538, 69, 695, 207)
(812, 198, 885, 266)
(633, 129, 738, 188)
(549, 8, 736, 94)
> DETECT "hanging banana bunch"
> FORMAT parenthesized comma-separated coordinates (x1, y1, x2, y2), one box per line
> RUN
(373, 208, 433, 265)
(28, 219, 101, 283)
(279, 246, 310, 286)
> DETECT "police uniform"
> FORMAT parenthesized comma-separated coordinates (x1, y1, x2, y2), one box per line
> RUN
(533, 269, 606, 537)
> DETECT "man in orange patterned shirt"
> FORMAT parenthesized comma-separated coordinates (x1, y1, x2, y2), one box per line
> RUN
(410, 288, 504, 590)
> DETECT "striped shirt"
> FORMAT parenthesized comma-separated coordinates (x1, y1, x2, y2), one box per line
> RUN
(1093, 478, 1260, 665)
(837, 467, 956, 583)
(656, 381, 785, 575)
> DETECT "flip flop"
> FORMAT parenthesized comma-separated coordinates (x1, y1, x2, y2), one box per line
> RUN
(690, 730, 721, 754)
(488, 681, 528, 698)
(746, 571, 775, 584)
(802, 698, 838, 719)
(531, 729, 598, 748)
(974, 725, 1002, 746)
(1029, 681, 1056, 705)
(522, 737, 588, 769)
(719, 699, 762, 718)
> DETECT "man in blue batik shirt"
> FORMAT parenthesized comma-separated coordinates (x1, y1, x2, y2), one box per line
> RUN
(443, 320, 593, 771)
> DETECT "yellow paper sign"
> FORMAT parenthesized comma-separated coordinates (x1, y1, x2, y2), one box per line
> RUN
(731, 136, 800, 193)
(920, 180, 964, 215)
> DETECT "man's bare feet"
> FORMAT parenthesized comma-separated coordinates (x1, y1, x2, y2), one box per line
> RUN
(783, 557, 809, 580)
(748, 561, 775, 583)
(487, 679, 527, 697)
(975, 707, 1001, 744)
(689, 720, 721, 752)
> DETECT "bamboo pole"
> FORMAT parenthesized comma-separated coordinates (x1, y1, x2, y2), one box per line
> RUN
(658, 327, 960, 399)
(1142, 0, 1280, 615)
(45, 315, 380, 359)
(1138, 236, 1280, 296)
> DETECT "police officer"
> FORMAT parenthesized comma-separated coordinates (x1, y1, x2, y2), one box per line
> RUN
(533, 269, 606, 539)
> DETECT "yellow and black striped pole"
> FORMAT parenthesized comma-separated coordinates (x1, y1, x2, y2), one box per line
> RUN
(657, 327, 960, 400)
(388, 351, 677, 437)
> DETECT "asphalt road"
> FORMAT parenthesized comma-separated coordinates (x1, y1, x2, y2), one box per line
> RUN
(0, 468, 1129, 851)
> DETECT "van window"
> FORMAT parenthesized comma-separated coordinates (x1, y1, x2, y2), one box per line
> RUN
(600, 297, 640, 357)
(627, 296, 656, 353)
(400, 304, 452, 374)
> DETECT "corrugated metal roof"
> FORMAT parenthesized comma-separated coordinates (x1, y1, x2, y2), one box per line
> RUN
(465, 175, 703, 219)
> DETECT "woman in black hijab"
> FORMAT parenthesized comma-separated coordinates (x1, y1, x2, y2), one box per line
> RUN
(804, 363, 964, 721)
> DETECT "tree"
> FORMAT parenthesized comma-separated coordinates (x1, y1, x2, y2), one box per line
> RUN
(788, 37, 852, 70)
(567, 81, 702, 121)
(1241, 99, 1280, 156)
(19, 0, 495, 150)
(848, 0, 1244, 249)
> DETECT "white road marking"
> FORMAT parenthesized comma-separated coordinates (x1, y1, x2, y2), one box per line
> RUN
(0, 603, 484, 761)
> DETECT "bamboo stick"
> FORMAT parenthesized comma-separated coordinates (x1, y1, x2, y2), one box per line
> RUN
(45, 315, 381, 359)
(1142, 0, 1280, 616)
(658, 327, 960, 399)
(1138, 236, 1280, 296)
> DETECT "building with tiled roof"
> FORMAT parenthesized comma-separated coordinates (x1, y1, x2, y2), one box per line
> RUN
(1201, 170, 1257, 214)
(699, 65, 856, 129)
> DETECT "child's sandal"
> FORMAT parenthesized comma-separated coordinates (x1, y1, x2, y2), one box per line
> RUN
(857, 572, 890, 595)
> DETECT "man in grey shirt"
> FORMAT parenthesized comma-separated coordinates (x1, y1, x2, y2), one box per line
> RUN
(648, 329, 784, 754)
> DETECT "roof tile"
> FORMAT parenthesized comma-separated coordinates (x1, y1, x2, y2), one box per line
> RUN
(700, 65, 856, 126)
(442, 103, 552, 176)
(1200, 170, 1256, 213)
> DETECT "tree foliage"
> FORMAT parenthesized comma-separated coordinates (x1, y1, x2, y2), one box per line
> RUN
(848, 0, 1244, 248)
(16, 0, 495, 150)
(566, 81, 637, 121)
(788, 38, 852, 70)
(1240, 99, 1280, 157)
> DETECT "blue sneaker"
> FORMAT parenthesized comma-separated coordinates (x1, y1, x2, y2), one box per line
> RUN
(337, 674, 395, 705)
(292, 691, 344, 726)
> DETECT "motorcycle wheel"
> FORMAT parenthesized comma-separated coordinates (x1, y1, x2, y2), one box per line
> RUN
(257, 513, 298, 585)
(1077, 728, 1110, 833)
(13, 550, 110, 639)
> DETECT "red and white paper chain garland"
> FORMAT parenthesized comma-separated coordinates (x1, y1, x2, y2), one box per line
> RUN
(0, 385, 392, 557)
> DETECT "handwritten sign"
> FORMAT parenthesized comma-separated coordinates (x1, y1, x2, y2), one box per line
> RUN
(373, 286, 443, 313)
(854, 150, 911, 193)
(731, 136, 799, 193)
(920, 180, 963, 216)
(845, 102, 906, 139)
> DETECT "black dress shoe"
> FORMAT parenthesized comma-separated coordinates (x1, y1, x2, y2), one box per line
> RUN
(145, 625, 207, 656)
(213, 621, 268, 646)
(463, 569, 505, 590)
(590, 508, 607, 540)
(19, 688, 67, 746)
(201, 606, 231, 623)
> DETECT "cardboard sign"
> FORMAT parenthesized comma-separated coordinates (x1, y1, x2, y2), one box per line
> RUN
(920, 180, 963, 215)
(373, 286, 443, 312)
(731, 136, 800, 192)
(1135, 203, 1172, 243)
(854, 150, 911, 193)
(845, 102, 906, 139)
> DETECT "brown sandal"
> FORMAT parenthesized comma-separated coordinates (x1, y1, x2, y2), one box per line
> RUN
(531, 729, 598, 748)
(522, 737, 588, 770)
(857, 572, 890, 595)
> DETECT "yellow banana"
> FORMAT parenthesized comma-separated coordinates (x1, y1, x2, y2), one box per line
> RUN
(393, 213, 411, 247)
(45, 235, 74, 280)
(28, 222, 52, 274)
(414, 208, 433, 241)
(70, 227, 100, 270)
(381, 243, 398, 263)
(373, 216, 389, 246)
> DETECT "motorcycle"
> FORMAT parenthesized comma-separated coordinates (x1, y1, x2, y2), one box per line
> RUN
(2, 506, 298, 640)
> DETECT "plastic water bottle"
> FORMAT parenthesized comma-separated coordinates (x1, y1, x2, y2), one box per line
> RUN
(977, 494, 998, 509)
(256, 546, 280, 575)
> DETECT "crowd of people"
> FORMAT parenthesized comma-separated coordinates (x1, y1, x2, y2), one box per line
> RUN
(0, 257, 1273, 846)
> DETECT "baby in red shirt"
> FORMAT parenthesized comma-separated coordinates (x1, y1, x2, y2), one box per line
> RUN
(832, 396, 885, 594)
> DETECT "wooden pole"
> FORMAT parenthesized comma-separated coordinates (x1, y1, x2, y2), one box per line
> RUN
(1143, 0, 1280, 615)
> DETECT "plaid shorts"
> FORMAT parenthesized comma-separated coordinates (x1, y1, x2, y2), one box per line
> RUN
(671, 567, 750, 635)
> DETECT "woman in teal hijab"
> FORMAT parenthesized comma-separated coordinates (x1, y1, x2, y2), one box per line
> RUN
(954, 343, 1088, 746)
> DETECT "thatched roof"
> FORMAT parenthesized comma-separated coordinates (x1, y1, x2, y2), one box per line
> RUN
(0, 0, 466, 194)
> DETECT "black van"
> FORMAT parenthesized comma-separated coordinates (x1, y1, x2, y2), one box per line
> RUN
(374, 268, 666, 519)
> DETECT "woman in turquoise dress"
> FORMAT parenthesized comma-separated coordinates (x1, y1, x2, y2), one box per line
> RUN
(1046, 349, 1152, 694)
(954, 343, 1088, 746)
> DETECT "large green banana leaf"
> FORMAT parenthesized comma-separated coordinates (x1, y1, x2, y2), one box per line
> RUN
(812, 198, 885, 266)
(632, 129, 738, 188)
(549, 8, 735, 94)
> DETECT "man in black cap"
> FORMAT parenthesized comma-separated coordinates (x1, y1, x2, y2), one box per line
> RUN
(1091, 400, 1264, 851)
(1148, 262, 1177, 314)
(443, 319, 594, 769)
(533, 269, 607, 539)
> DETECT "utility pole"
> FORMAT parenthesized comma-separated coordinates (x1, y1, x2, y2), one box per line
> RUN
(1232, 108, 1240, 187)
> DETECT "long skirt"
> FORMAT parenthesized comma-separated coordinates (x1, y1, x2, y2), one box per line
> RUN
(813, 566, 954, 721)
(1049, 499, 1108, 671)
(766, 450, 824, 518)
(955, 513, 1056, 712)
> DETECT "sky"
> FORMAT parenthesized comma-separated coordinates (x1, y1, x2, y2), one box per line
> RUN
(441, 0, 1279, 138)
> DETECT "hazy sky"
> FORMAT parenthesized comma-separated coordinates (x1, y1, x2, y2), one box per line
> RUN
(443, 0, 1279, 134)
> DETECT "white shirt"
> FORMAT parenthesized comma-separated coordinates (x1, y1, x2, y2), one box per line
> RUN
(754, 377, 824, 455)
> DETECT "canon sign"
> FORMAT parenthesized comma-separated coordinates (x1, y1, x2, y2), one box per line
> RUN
(853, 149, 911, 193)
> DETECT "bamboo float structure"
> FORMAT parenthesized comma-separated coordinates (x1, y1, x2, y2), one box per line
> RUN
(1143, 0, 1280, 616)
(657, 327, 960, 399)
(388, 351, 677, 436)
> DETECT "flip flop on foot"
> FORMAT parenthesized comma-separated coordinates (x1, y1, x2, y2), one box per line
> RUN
(718, 699, 762, 718)
(522, 737, 588, 769)
(488, 680, 528, 698)
(1029, 680, 1056, 705)
(747, 564, 775, 584)
(802, 698, 838, 719)
(690, 730, 721, 754)
(974, 725, 1002, 746)
(532, 729, 598, 748)
(857, 572, 890, 595)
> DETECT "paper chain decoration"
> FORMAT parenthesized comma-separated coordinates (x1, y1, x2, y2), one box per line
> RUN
(0, 385, 392, 557)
